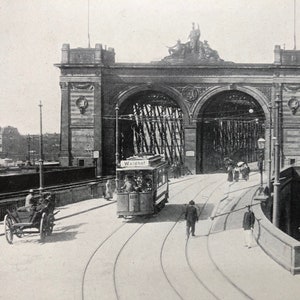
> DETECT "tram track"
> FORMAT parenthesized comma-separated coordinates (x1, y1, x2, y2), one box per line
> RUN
(201, 185, 259, 300)
(206, 213, 254, 300)
(160, 177, 223, 300)
(81, 176, 204, 300)
(51, 173, 256, 300)
(111, 177, 207, 300)
(159, 175, 257, 300)
(184, 179, 226, 300)
(114, 180, 215, 300)
(186, 178, 257, 300)
(81, 222, 127, 300)
(0, 173, 264, 300)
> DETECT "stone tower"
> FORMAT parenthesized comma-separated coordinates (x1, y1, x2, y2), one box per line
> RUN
(55, 44, 115, 176)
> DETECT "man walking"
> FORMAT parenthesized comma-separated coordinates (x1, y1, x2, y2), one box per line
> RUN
(185, 200, 198, 238)
(243, 205, 255, 248)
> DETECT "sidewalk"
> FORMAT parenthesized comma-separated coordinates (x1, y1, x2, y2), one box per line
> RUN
(208, 174, 300, 299)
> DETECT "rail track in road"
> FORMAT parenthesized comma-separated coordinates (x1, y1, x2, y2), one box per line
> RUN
(202, 186, 259, 300)
(81, 176, 206, 300)
(80, 174, 258, 300)
(185, 179, 258, 300)
(81, 175, 258, 300)
(0, 173, 262, 300)
(159, 177, 222, 300)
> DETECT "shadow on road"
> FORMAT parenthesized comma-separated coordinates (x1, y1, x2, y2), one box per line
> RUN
(126, 203, 215, 224)
(39, 223, 86, 243)
(56, 201, 116, 221)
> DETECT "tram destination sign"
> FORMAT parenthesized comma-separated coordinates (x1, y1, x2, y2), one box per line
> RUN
(120, 160, 150, 168)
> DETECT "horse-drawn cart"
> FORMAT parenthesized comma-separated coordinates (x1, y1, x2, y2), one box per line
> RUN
(4, 192, 58, 244)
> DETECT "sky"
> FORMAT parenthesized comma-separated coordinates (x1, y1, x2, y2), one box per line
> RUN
(0, 0, 298, 134)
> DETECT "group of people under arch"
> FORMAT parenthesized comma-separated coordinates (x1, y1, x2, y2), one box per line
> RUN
(225, 158, 250, 182)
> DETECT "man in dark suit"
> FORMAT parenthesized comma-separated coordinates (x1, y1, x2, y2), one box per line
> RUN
(243, 205, 255, 248)
(185, 200, 198, 238)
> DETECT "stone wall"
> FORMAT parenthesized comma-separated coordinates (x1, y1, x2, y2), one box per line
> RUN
(253, 200, 300, 274)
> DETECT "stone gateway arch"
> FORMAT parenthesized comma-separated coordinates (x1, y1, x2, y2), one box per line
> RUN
(56, 26, 300, 176)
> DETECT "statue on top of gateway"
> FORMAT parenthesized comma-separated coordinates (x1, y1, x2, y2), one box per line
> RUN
(162, 23, 223, 63)
(188, 22, 201, 53)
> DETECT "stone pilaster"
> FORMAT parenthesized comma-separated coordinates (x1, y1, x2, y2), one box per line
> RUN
(94, 82, 102, 176)
(184, 125, 197, 174)
(95, 44, 102, 63)
(59, 81, 71, 166)
(61, 44, 70, 64)
(274, 45, 281, 65)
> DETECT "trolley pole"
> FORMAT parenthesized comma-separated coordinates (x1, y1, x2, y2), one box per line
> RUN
(273, 93, 281, 227)
(39, 101, 44, 195)
(115, 102, 119, 191)
(27, 134, 31, 162)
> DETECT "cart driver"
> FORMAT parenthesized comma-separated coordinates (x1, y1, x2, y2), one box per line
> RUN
(25, 189, 34, 207)
(18, 189, 35, 212)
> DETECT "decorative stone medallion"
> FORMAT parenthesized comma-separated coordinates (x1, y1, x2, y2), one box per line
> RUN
(182, 85, 199, 102)
(76, 96, 89, 114)
(287, 97, 299, 114)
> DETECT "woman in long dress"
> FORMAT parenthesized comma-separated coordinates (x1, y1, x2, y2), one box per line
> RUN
(227, 165, 233, 182)
(105, 179, 113, 200)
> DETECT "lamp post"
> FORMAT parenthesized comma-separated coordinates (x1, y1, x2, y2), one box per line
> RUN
(27, 135, 31, 163)
(257, 137, 266, 194)
(273, 93, 281, 227)
(38, 102, 44, 195)
(268, 102, 273, 195)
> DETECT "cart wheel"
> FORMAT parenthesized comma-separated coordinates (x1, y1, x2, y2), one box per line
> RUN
(4, 214, 13, 244)
(46, 213, 55, 235)
(40, 212, 47, 241)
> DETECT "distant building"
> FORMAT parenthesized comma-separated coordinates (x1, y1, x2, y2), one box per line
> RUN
(0, 126, 60, 163)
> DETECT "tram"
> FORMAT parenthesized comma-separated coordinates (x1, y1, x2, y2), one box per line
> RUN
(116, 154, 169, 217)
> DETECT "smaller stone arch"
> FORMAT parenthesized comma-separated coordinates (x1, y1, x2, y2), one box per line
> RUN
(192, 85, 268, 173)
(112, 84, 189, 166)
(192, 85, 270, 119)
(115, 83, 190, 124)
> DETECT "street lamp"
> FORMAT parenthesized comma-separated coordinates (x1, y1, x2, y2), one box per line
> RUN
(257, 137, 266, 194)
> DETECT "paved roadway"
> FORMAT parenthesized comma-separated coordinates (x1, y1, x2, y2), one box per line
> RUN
(1, 173, 300, 300)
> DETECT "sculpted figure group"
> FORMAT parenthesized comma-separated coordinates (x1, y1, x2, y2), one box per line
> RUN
(166, 23, 222, 62)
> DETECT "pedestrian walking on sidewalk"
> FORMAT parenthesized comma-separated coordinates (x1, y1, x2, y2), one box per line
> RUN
(234, 165, 240, 182)
(105, 179, 113, 200)
(185, 200, 198, 238)
(227, 165, 233, 182)
(243, 205, 255, 248)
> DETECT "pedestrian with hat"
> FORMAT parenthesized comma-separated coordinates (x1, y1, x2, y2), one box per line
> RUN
(243, 205, 255, 248)
(185, 200, 198, 238)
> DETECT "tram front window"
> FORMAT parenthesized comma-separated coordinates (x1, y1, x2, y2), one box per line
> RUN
(117, 171, 152, 193)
